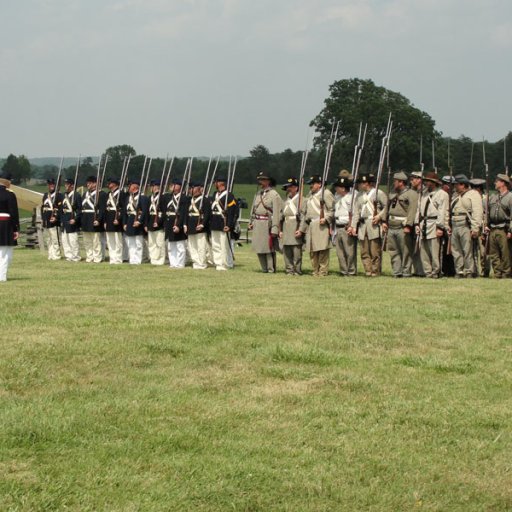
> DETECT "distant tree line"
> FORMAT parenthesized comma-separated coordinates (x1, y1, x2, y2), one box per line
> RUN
(3, 78, 510, 186)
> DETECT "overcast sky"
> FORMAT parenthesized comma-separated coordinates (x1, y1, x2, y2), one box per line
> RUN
(1, 0, 511, 158)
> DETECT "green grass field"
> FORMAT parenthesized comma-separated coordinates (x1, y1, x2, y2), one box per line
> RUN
(1, 247, 511, 511)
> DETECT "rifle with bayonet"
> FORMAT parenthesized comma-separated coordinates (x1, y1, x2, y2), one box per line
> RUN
(348, 122, 367, 237)
(374, 114, 392, 227)
(320, 120, 340, 223)
(93, 155, 104, 225)
(482, 140, 491, 255)
(70, 155, 81, 221)
(504, 134, 509, 177)
(197, 156, 213, 228)
(447, 146, 454, 255)
(414, 137, 426, 253)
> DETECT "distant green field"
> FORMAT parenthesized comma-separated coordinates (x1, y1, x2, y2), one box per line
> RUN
(0, 248, 510, 511)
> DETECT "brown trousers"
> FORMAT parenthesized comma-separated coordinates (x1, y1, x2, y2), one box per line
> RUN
(360, 236, 382, 275)
(310, 249, 330, 276)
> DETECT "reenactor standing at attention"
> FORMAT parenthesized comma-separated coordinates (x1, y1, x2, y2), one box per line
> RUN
(416, 172, 448, 278)
(441, 175, 456, 277)
(485, 174, 512, 278)
(123, 180, 149, 265)
(350, 173, 388, 277)
(382, 171, 418, 278)
(449, 174, 483, 278)
(470, 178, 491, 277)
(279, 177, 303, 275)
(297, 175, 334, 277)
(332, 176, 357, 276)
(249, 172, 282, 273)
(0, 172, 19, 282)
(59, 178, 82, 262)
(41, 178, 63, 260)
(81, 175, 107, 263)
(184, 181, 212, 269)
(210, 176, 237, 271)
(408, 170, 425, 276)
(163, 178, 189, 268)
(146, 179, 166, 265)
(104, 177, 125, 264)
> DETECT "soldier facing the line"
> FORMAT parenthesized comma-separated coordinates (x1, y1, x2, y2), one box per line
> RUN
(0, 172, 19, 282)
(249, 172, 282, 273)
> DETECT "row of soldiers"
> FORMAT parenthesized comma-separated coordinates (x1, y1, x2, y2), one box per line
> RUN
(41, 175, 239, 270)
(249, 170, 512, 278)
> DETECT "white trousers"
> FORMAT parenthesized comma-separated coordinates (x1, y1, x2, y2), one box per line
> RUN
(211, 231, 234, 270)
(61, 231, 81, 261)
(106, 231, 123, 264)
(148, 230, 166, 265)
(188, 232, 209, 269)
(82, 232, 104, 263)
(168, 240, 187, 268)
(126, 235, 143, 265)
(45, 227, 61, 260)
(0, 246, 13, 281)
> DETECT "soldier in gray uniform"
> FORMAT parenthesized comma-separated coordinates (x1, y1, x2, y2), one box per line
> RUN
(332, 176, 357, 276)
(350, 173, 388, 277)
(249, 172, 282, 273)
(449, 174, 483, 278)
(279, 177, 303, 275)
(383, 171, 418, 277)
(416, 172, 449, 278)
(297, 175, 334, 276)
(470, 178, 491, 277)
(485, 173, 512, 278)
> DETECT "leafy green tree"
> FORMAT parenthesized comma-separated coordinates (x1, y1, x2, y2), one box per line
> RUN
(311, 78, 440, 174)
(1, 154, 26, 184)
(104, 145, 137, 178)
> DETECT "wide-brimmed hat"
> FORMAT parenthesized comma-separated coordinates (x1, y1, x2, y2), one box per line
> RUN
(469, 178, 486, 188)
(423, 172, 442, 185)
(410, 171, 423, 179)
